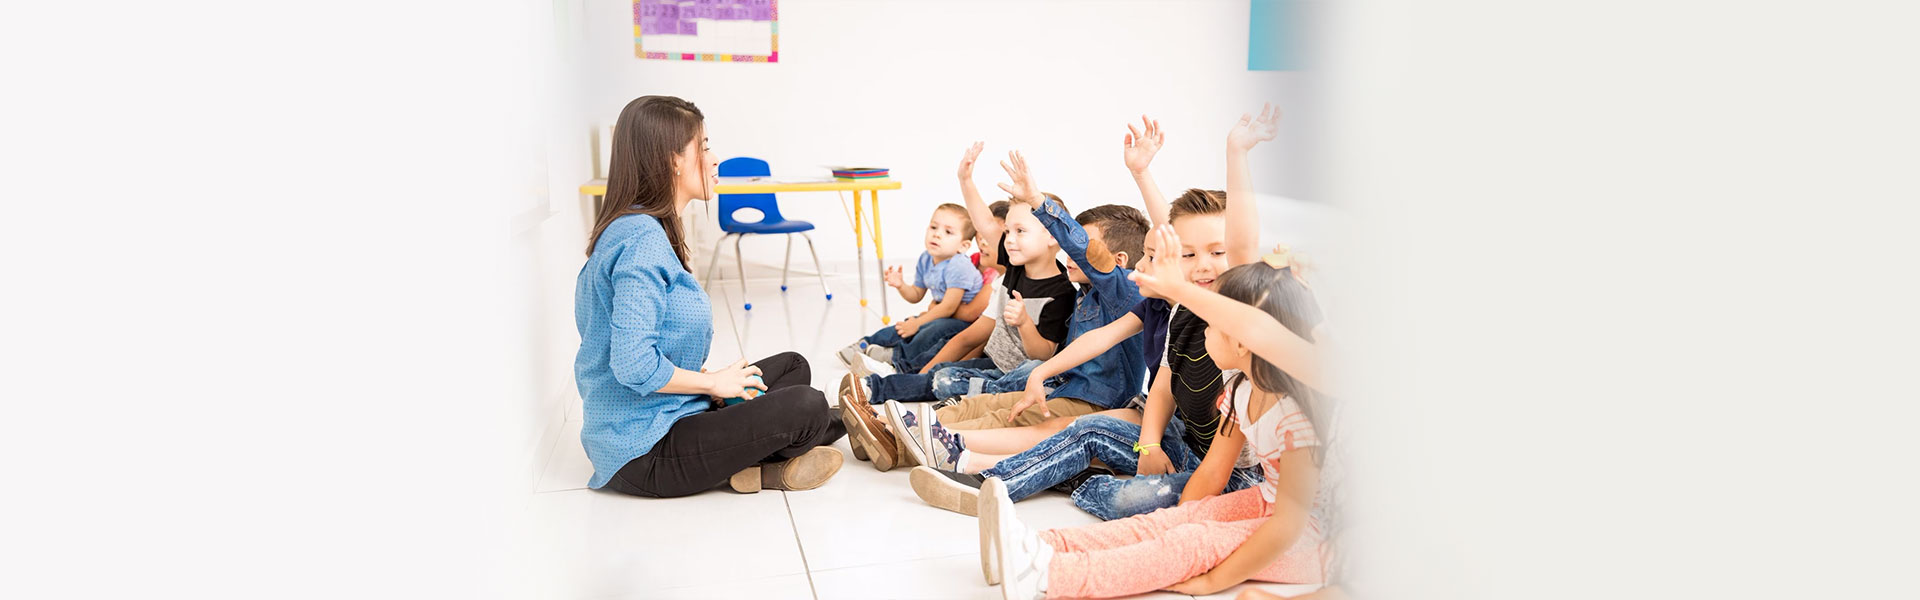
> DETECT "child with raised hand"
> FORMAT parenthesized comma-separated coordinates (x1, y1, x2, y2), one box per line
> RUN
(906, 109, 1291, 521)
(836, 203, 981, 376)
(979, 249, 1334, 599)
(836, 146, 1076, 471)
(880, 150, 1150, 466)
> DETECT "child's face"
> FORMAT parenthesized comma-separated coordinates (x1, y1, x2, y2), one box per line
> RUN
(1000, 203, 1060, 267)
(924, 210, 970, 259)
(1203, 322, 1248, 372)
(1136, 232, 1164, 299)
(975, 226, 1001, 270)
(1171, 214, 1229, 290)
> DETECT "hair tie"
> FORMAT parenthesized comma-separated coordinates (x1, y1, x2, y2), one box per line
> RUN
(1263, 244, 1314, 287)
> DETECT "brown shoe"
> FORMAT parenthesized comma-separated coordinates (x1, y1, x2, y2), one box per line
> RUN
(838, 374, 900, 472)
(729, 446, 844, 493)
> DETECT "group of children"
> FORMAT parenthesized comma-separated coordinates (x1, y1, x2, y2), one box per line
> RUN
(830, 106, 1340, 599)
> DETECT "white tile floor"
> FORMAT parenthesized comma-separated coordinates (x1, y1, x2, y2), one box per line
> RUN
(526, 267, 1322, 600)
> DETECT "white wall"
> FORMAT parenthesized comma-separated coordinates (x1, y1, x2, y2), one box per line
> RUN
(575, 0, 1317, 274)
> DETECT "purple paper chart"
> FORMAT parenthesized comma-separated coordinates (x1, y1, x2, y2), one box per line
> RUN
(634, 0, 778, 63)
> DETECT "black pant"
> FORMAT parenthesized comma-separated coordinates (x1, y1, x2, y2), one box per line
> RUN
(605, 352, 846, 498)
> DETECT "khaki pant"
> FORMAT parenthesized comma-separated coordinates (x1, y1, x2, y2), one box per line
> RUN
(936, 392, 1100, 430)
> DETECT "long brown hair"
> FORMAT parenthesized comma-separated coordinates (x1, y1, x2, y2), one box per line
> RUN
(587, 95, 706, 270)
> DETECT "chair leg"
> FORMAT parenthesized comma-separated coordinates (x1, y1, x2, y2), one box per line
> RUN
(801, 231, 832, 300)
(782, 234, 794, 292)
(704, 233, 732, 285)
(735, 234, 751, 311)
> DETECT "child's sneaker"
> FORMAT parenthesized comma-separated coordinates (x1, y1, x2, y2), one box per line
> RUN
(862, 344, 895, 365)
(885, 400, 965, 471)
(851, 351, 896, 379)
(980, 477, 1050, 597)
(835, 342, 867, 372)
(910, 465, 986, 517)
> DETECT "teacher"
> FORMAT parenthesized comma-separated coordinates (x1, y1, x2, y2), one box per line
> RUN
(575, 95, 845, 497)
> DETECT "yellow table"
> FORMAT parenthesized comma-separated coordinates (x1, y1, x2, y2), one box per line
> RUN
(581, 176, 906, 323)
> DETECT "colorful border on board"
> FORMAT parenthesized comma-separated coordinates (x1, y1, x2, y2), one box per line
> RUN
(633, 0, 779, 63)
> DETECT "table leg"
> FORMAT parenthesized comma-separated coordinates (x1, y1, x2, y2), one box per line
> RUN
(871, 190, 890, 324)
(853, 189, 868, 312)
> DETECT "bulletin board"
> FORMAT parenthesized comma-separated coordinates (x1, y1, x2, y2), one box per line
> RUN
(633, 0, 779, 63)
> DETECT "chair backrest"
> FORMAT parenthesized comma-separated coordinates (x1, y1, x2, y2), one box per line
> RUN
(716, 157, 785, 231)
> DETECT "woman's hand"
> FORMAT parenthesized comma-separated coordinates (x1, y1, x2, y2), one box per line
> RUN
(957, 141, 985, 180)
(1123, 115, 1165, 174)
(995, 150, 1042, 204)
(1227, 103, 1280, 154)
(1129, 225, 1199, 299)
(704, 359, 766, 400)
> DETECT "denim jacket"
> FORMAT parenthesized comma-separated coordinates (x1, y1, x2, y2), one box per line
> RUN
(1030, 199, 1146, 409)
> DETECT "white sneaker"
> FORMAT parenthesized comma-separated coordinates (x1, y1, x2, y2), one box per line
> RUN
(863, 344, 896, 365)
(982, 477, 1050, 599)
(854, 352, 897, 378)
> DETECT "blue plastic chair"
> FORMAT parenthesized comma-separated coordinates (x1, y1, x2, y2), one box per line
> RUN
(704, 157, 832, 310)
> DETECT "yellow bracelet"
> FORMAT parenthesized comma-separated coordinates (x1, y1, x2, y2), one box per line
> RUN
(1132, 442, 1160, 456)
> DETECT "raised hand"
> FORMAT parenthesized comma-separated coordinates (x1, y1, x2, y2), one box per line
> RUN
(1002, 290, 1029, 328)
(1227, 103, 1280, 153)
(1128, 225, 1197, 299)
(994, 150, 1042, 204)
(1123, 115, 1165, 173)
(883, 265, 906, 289)
(957, 141, 986, 180)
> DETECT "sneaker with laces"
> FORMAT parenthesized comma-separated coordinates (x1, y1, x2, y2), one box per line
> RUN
(884, 400, 964, 471)
(852, 351, 896, 378)
(981, 477, 1050, 598)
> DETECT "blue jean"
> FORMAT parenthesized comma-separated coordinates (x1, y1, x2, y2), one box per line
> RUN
(865, 357, 997, 405)
(981, 413, 1196, 505)
(930, 359, 1042, 399)
(1071, 464, 1268, 521)
(889, 317, 969, 374)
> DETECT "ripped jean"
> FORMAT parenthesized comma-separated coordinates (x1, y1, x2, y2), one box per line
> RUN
(929, 359, 1043, 400)
(1072, 464, 1268, 521)
(980, 412, 1196, 511)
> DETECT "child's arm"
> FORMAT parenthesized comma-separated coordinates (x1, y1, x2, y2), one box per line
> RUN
(953, 277, 994, 322)
(1133, 226, 1328, 393)
(886, 266, 928, 303)
(1225, 104, 1280, 266)
(918, 316, 996, 374)
(1180, 417, 1248, 504)
(1009, 313, 1146, 420)
(1124, 115, 1174, 228)
(1133, 365, 1179, 475)
(1003, 291, 1058, 361)
(957, 142, 1003, 247)
(1004, 150, 1143, 312)
(1171, 449, 1319, 596)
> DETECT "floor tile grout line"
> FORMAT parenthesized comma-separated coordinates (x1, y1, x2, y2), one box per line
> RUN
(780, 490, 820, 600)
